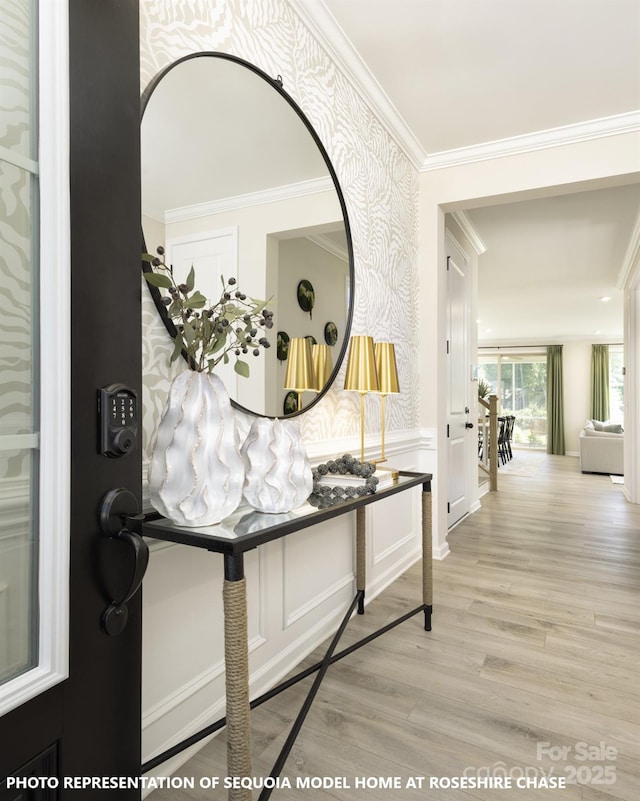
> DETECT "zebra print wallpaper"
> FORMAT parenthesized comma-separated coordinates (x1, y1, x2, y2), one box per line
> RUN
(139, 0, 420, 462)
(0, 0, 34, 481)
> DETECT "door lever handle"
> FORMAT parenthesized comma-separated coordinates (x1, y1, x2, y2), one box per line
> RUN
(99, 488, 149, 636)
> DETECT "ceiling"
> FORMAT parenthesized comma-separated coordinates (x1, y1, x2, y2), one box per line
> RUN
(296, 0, 640, 343)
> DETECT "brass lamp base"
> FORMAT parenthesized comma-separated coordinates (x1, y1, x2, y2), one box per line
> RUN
(375, 464, 400, 481)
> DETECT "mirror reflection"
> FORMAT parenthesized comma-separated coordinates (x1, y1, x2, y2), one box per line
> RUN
(141, 54, 353, 417)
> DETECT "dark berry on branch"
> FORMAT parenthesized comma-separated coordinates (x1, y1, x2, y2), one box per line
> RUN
(242, 346, 248, 354)
(265, 320, 274, 329)
(216, 325, 224, 333)
(151, 257, 161, 266)
(249, 328, 257, 337)
(156, 245, 165, 255)
(178, 283, 189, 293)
(162, 297, 171, 306)
(239, 293, 247, 300)
(228, 277, 237, 285)
(223, 292, 231, 300)
(253, 348, 260, 356)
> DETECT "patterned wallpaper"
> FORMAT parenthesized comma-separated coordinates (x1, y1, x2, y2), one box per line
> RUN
(0, 0, 34, 480)
(139, 0, 420, 461)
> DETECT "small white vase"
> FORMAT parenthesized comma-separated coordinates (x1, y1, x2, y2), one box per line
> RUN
(241, 418, 312, 513)
(149, 370, 244, 526)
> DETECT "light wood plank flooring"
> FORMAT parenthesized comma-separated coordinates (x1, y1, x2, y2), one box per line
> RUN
(149, 452, 640, 800)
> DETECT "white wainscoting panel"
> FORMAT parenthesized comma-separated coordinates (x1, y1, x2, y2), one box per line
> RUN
(282, 518, 354, 628)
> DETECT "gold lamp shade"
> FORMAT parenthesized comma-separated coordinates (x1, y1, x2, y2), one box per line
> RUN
(374, 342, 400, 395)
(312, 344, 333, 391)
(374, 342, 400, 464)
(344, 336, 379, 461)
(344, 335, 380, 394)
(284, 337, 316, 410)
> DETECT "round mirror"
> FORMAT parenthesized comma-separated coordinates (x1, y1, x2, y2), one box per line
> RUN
(141, 53, 354, 417)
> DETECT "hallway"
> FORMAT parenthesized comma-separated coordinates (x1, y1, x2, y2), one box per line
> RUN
(148, 454, 640, 800)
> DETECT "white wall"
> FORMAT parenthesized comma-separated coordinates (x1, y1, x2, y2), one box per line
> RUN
(563, 341, 592, 455)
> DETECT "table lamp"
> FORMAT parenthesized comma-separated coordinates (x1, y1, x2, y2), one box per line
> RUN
(374, 341, 400, 463)
(344, 335, 379, 461)
(284, 337, 316, 411)
(312, 344, 333, 392)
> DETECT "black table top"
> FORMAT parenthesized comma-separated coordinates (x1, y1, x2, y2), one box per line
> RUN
(143, 470, 432, 555)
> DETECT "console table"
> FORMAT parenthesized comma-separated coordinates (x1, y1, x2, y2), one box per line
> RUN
(142, 470, 432, 800)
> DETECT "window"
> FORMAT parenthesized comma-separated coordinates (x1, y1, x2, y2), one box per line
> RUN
(0, 0, 40, 687)
(0, 0, 70, 716)
(478, 351, 547, 449)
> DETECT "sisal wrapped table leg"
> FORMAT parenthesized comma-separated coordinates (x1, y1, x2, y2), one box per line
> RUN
(356, 506, 366, 614)
(422, 489, 433, 630)
(223, 576, 252, 801)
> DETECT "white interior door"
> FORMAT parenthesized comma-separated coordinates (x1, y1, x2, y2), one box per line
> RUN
(446, 234, 472, 527)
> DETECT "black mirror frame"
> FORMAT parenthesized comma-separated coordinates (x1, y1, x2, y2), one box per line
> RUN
(140, 51, 354, 419)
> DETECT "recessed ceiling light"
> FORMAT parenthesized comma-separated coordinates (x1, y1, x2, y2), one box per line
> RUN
(600, 296, 611, 302)
(594, 330, 602, 335)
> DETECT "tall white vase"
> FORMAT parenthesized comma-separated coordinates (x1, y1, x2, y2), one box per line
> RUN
(241, 418, 312, 513)
(149, 370, 244, 526)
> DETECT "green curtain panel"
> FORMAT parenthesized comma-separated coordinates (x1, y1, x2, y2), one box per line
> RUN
(546, 345, 565, 455)
(590, 344, 610, 422)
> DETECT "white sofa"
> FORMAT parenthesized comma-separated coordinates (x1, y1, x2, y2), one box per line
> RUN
(579, 426, 624, 475)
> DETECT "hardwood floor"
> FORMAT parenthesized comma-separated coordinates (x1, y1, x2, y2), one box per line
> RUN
(149, 452, 640, 800)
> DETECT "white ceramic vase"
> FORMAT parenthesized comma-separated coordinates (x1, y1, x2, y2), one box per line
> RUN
(149, 370, 244, 526)
(241, 417, 312, 513)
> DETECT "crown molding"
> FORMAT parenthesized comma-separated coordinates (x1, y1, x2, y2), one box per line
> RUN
(290, 3, 640, 176)
(617, 206, 640, 290)
(288, 0, 426, 170)
(450, 211, 487, 255)
(422, 111, 640, 171)
(163, 176, 335, 224)
(307, 233, 348, 262)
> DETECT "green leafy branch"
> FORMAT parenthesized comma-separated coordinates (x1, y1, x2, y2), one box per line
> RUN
(143, 246, 273, 376)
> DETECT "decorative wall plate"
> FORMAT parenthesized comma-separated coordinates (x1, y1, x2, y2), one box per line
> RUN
(297, 279, 315, 319)
(324, 322, 338, 346)
(283, 391, 298, 415)
(277, 331, 290, 362)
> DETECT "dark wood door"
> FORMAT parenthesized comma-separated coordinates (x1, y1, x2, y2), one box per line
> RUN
(0, 1, 142, 797)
